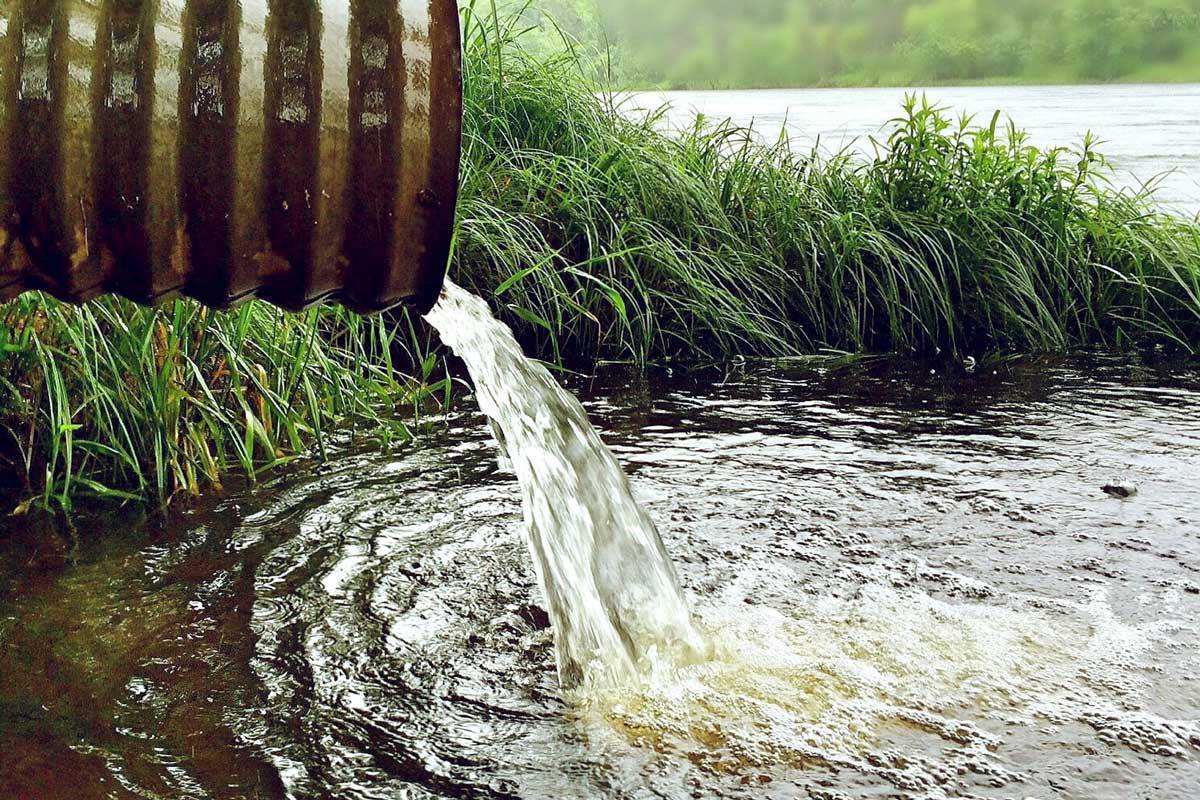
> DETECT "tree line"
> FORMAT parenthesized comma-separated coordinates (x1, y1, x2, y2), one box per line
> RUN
(506, 0, 1200, 88)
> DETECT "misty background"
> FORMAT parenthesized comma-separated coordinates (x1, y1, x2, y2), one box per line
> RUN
(505, 0, 1200, 88)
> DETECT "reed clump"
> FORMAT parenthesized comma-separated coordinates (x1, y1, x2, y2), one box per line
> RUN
(2, 5, 1198, 509)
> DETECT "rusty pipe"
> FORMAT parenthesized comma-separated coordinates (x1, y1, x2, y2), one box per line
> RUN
(0, 0, 461, 314)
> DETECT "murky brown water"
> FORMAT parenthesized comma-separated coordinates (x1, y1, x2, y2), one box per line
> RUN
(2, 355, 1198, 799)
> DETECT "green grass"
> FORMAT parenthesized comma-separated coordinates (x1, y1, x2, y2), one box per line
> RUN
(456, 3, 1200, 362)
(2, 3, 1199, 510)
(0, 298, 449, 511)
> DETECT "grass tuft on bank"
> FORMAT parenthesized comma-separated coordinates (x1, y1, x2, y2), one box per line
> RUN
(2, 4, 1199, 509)
(0, 299, 446, 510)
(455, 3, 1200, 362)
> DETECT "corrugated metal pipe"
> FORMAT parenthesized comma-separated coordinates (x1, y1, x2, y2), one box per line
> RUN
(0, 0, 461, 314)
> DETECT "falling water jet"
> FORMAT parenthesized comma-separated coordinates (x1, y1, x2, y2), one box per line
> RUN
(425, 279, 710, 688)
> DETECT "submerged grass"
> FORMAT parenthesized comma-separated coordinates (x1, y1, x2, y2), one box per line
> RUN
(2, 3, 1199, 509)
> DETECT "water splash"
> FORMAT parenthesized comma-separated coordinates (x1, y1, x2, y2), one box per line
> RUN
(578, 572, 1198, 792)
(425, 283, 1200, 794)
(425, 280, 709, 687)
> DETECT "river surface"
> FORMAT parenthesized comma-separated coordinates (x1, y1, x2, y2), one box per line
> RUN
(2, 355, 1198, 799)
(628, 84, 1200, 217)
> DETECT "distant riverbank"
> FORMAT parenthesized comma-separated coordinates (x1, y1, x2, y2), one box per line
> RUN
(537, 0, 1200, 93)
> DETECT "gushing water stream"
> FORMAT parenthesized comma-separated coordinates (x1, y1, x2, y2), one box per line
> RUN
(425, 280, 710, 687)
(423, 280, 1200, 794)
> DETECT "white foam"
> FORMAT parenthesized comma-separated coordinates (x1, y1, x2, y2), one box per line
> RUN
(573, 575, 1197, 790)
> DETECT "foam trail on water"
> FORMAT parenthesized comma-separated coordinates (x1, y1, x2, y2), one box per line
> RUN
(425, 280, 709, 687)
